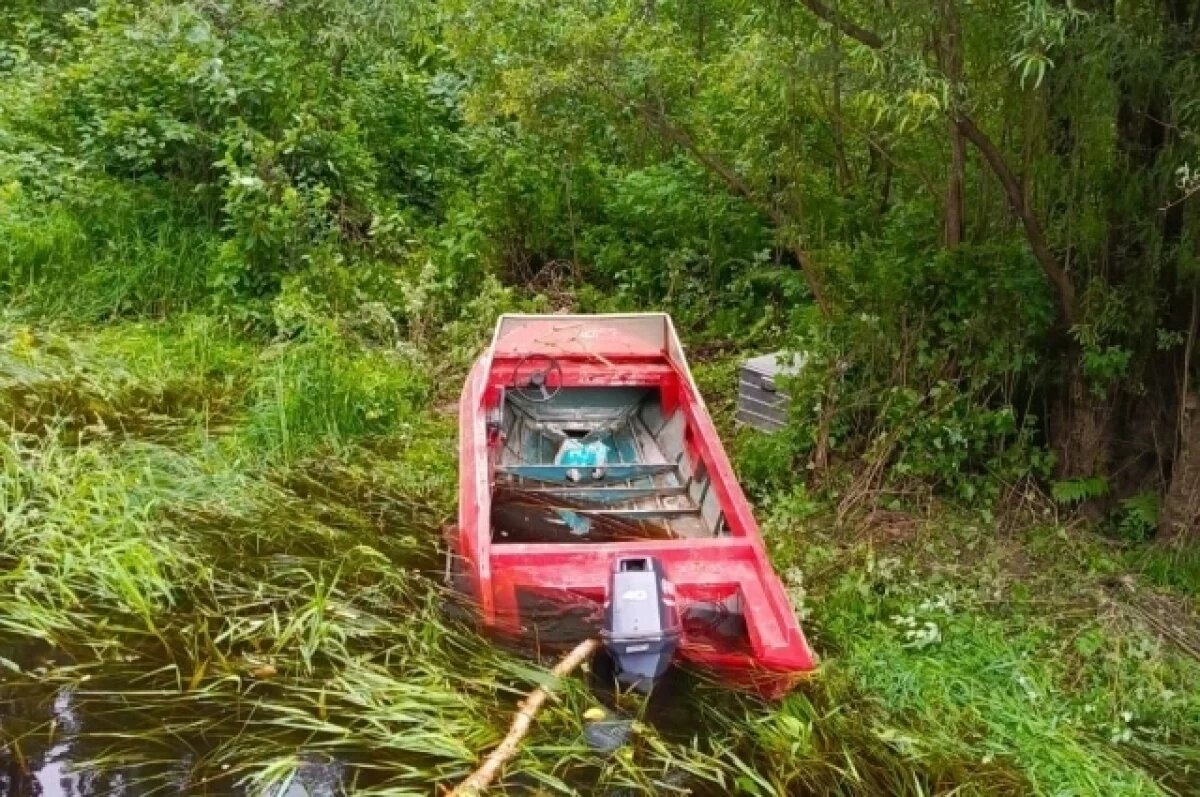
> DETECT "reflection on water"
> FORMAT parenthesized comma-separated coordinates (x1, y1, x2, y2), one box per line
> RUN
(0, 648, 713, 797)
(2, 685, 143, 797)
(1, 559, 731, 796)
(1, 680, 346, 797)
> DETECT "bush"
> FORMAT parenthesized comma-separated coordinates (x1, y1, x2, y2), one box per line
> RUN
(245, 317, 431, 463)
(774, 241, 1058, 505)
(1, 0, 465, 321)
(0, 179, 217, 319)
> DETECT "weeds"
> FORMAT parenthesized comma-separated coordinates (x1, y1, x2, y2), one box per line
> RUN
(0, 183, 218, 320)
(243, 321, 431, 464)
(756, 508, 1200, 796)
(2, 321, 1197, 795)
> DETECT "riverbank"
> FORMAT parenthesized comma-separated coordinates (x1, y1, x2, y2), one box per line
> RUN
(2, 315, 1197, 795)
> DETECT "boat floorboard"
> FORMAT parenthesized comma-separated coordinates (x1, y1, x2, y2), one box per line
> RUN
(496, 398, 713, 540)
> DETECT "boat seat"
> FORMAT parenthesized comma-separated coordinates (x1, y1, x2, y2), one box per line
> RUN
(545, 506, 699, 519)
(495, 463, 678, 483)
(504, 485, 689, 501)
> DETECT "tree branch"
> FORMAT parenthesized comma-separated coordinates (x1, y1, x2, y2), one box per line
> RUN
(448, 639, 601, 796)
(797, 0, 884, 49)
(936, 0, 966, 249)
(637, 102, 833, 317)
(956, 113, 1076, 325)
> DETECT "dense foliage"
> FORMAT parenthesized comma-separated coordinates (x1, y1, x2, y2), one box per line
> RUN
(2, 2, 1199, 794)
(4, 0, 1195, 536)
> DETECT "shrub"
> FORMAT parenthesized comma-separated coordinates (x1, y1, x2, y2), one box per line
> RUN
(245, 318, 431, 462)
(775, 241, 1058, 505)
(2, 0, 464, 320)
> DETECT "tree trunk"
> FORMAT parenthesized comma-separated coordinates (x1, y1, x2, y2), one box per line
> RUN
(1161, 285, 1199, 542)
(1160, 391, 1200, 543)
(829, 18, 852, 192)
(1099, 0, 1187, 504)
(1050, 341, 1115, 516)
(866, 140, 894, 224)
(945, 121, 966, 248)
(1052, 373, 1113, 480)
(937, 0, 966, 248)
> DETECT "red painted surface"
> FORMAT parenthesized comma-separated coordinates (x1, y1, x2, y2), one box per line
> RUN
(455, 316, 817, 698)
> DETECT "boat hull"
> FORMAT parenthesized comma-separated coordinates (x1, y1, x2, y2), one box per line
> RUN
(453, 315, 817, 697)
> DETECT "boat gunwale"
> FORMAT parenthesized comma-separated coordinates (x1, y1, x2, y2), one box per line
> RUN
(458, 314, 818, 690)
(488, 536, 754, 559)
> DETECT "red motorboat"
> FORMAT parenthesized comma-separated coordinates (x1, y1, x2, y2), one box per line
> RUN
(452, 314, 817, 698)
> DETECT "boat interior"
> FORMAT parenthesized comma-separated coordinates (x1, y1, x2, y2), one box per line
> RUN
(490, 386, 727, 544)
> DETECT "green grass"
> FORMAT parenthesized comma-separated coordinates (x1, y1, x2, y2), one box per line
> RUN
(1128, 545, 1200, 597)
(753, 508, 1200, 796)
(0, 180, 220, 320)
(1, 319, 1198, 796)
(242, 320, 432, 464)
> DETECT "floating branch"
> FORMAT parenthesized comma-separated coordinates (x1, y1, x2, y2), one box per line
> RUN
(448, 638, 602, 796)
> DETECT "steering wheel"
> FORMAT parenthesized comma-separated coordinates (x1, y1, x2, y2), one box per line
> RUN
(511, 354, 564, 403)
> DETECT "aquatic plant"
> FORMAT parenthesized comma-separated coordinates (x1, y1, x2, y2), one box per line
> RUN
(2, 321, 1198, 796)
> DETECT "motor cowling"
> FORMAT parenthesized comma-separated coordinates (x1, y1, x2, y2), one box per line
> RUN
(602, 556, 682, 691)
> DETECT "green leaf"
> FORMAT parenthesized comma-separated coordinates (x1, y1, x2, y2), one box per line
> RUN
(1051, 477, 1109, 505)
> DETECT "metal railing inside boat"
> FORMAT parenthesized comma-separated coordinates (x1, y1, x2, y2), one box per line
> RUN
(492, 387, 719, 542)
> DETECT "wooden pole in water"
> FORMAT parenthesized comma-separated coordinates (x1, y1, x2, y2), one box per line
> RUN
(448, 638, 602, 796)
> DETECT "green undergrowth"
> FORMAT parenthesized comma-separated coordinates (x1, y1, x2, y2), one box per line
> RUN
(0, 314, 433, 463)
(752, 501, 1200, 796)
(1127, 545, 1200, 599)
(1, 320, 1198, 796)
(0, 180, 219, 320)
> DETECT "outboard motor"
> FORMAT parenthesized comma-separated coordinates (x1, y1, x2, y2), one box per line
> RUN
(601, 556, 682, 691)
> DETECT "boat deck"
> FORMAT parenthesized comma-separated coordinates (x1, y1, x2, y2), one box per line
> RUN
(493, 388, 718, 541)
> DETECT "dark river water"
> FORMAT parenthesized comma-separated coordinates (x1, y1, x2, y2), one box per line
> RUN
(2, 683, 342, 796)
(1, 653, 722, 796)
(1, 608, 721, 797)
